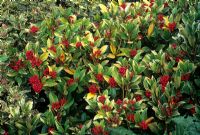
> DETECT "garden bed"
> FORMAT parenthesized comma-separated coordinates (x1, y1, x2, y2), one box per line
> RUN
(0, 0, 200, 135)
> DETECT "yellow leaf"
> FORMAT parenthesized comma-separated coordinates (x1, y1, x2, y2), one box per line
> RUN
(41, 47, 47, 53)
(110, 44, 116, 54)
(59, 53, 65, 62)
(40, 52, 49, 61)
(143, 0, 150, 5)
(107, 53, 116, 59)
(147, 22, 155, 37)
(118, 0, 123, 5)
(47, 38, 52, 48)
(99, 4, 108, 13)
(48, 66, 53, 72)
(100, 45, 108, 54)
(86, 93, 96, 100)
(94, 113, 104, 120)
(103, 75, 110, 83)
(116, 53, 126, 57)
(54, 32, 62, 38)
(64, 68, 75, 75)
(113, 64, 121, 68)
(163, 16, 169, 26)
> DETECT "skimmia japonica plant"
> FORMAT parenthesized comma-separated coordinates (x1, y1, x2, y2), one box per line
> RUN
(0, 0, 200, 134)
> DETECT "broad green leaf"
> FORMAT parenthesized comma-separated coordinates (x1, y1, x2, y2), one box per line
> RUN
(49, 92, 58, 103)
(43, 79, 57, 87)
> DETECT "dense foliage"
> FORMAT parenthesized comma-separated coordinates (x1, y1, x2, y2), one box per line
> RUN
(0, 0, 200, 135)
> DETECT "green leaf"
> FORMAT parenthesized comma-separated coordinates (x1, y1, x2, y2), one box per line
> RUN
(55, 120, 64, 133)
(171, 116, 200, 135)
(148, 122, 160, 135)
(43, 79, 57, 87)
(64, 98, 74, 110)
(0, 55, 8, 62)
(108, 127, 137, 135)
(49, 92, 58, 103)
(68, 83, 78, 93)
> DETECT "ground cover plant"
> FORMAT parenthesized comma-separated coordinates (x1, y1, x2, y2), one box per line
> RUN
(0, 0, 200, 135)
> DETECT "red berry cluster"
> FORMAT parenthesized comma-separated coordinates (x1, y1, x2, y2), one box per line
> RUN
(29, 25, 39, 33)
(93, 50, 101, 57)
(157, 14, 164, 29)
(98, 95, 106, 104)
(76, 42, 82, 48)
(43, 68, 57, 79)
(95, 73, 104, 82)
(89, 84, 99, 94)
(130, 49, 137, 58)
(62, 39, 69, 48)
(159, 75, 170, 92)
(126, 113, 135, 123)
(109, 77, 117, 88)
(168, 22, 176, 32)
(52, 98, 67, 110)
(181, 73, 190, 81)
(67, 78, 75, 86)
(118, 66, 127, 77)
(138, 120, 148, 130)
(48, 45, 57, 53)
(9, 59, 24, 71)
(29, 75, 43, 93)
(92, 126, 108, 135)
(26, 50, 42, 68)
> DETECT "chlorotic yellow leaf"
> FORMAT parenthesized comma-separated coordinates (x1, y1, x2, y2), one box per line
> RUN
(94, 113, 104, 120)
(143, 0, 150, 5)
(100, 45, 108, 54)
(54, 32, 62, 38)
(64, 68, 75, 75)
(103, 75, 110, 83)
(99, 4, 108, 13)
(48, 66, 53, 72)
(40, 52, 49, 61)
(107, 53, 116, 59)
(116, 53, 126, 57)
(147, 22, 155, 37)
(47, 38, 52, 48)
(113, 64, 121, 68)
(110, 44, 116, 54)
(86, 93, 96, 100)
(163, 16, 169, 26)
(41, 47, 47, 53)
(118, 0, 123, 5)
(59, 53, 65, 62)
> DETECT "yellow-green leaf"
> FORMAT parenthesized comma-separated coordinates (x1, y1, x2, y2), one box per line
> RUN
(147, 22, 155, 37)
(41, 47, 47, 53)
(86, 93, 96, 100)
(110, 44, 116, 54)
(47, 38, 52, 48)
(118, 0, 123, 5)
(64, 68, 75, 75)
(40, 52, 49, 61)
(94, 113, 104, 120)
(107, 53, 116, 59)
(103, 75, 110, 83)
(99, 4, 108, 13)
(100, 45, 108, 54)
